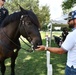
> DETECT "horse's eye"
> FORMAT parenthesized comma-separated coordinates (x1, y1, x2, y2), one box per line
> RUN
(28, 21, 32, 25)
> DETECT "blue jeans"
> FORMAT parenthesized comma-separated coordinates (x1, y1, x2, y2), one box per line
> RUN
(65, 65, 76, 75)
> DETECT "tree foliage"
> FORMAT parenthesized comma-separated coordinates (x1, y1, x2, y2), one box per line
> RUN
(62, 0, 76, 13)
(5, 0, 50, 30)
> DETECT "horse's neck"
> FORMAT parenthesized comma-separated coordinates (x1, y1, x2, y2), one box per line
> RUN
(2, 21, 20, 40)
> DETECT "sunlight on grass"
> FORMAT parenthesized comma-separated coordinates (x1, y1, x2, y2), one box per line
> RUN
(5, 58, 11, 66)
(23, 55, 32, 61)
(57, 64, 64, 68)
(56, 68, 64, 74)
(5, 62, 11, 66)
(40, 31, 46, 39)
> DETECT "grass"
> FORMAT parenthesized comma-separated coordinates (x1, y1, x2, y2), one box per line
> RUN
(1, 31, 67, 75)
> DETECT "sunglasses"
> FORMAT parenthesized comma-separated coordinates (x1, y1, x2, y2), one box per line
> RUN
(68, 19, 73, 22)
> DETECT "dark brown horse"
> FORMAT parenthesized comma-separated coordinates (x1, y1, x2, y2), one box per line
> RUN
(0, 7, 42, 75)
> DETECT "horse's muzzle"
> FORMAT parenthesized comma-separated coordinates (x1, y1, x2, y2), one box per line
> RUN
(31, 39, 42, 49)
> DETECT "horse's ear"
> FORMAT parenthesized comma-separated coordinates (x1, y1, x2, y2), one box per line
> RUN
(19, 6, 25, 11)
(30, 9, 33, 11)
(19, 5, 24, 11)
(15, 3, 24, 12)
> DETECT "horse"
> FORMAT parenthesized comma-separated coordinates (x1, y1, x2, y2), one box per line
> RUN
(0, 6, 42, 75)
(61, 27, 68, 42)
(53, 35, 62, 47)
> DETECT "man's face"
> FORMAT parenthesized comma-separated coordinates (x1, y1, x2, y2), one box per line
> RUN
(68, 19, 75, 28)
(0, 0, 5, 6)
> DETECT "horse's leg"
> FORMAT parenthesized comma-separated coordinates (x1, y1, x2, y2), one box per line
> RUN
(11, 39, 21, 75)
(0, 60, 6, 75)
(11, 50, 19, 75)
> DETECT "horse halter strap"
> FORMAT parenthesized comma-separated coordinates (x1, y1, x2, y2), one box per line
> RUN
(19, 15, 34, 51)
(20, 15, 32, 42)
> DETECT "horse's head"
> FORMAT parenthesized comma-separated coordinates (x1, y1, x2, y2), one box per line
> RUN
(19, 7, 42, 49)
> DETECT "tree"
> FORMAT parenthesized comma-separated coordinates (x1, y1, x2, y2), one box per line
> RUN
(38, 6, 50, 30)
(5, 0, 50, 30)
(62, 0, 76, 13)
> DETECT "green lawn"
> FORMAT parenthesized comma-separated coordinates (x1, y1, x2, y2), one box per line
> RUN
(3, 31, 67, 75)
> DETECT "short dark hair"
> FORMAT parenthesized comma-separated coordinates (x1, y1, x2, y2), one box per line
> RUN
(2, 0, 5, 2)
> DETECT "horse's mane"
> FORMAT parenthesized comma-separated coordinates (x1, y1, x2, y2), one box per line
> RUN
(1, 12, 21, 27)
(1, 9, 40, 28)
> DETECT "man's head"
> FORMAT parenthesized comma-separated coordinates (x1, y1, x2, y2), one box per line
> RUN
(65, 10, 76, 28)
(0, 0, 5, 6)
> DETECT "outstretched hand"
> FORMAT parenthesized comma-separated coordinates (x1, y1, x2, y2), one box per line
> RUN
(35, 45, 45, 51)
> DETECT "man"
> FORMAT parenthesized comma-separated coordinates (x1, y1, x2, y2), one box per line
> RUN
(36, 10, 76, 75)
(0, 0, 8, 25)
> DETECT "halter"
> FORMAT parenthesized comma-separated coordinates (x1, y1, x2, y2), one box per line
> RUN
(1, 15, 35, 52)
(19, 15, 32, 42)
(19, 15, 35, 51)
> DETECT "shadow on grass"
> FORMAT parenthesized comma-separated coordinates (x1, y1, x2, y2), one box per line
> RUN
(51, 40, 67, 75)
(4, 39, 67, 75)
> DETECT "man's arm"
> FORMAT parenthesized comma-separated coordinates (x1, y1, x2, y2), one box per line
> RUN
(36, 45, 67, 54)
(47, 47, 67, 54)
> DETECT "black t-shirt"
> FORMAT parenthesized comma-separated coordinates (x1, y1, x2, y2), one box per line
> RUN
(0, 7, 8, 25)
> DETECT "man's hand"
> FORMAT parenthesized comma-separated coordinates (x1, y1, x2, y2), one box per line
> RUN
(35, 45, 45, 51)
